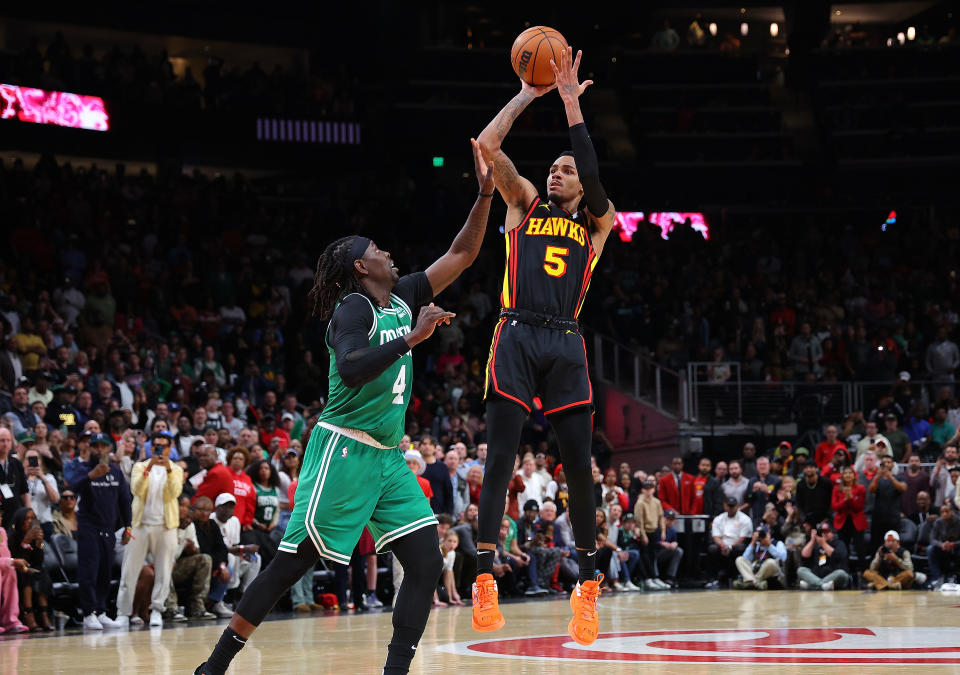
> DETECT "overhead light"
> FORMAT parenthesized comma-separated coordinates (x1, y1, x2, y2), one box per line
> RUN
(740, 22, 749, 36)
(770, 22, 779, 37)
(835, 9, 842, 15)
(907, 26, 916, 41)
(785, 47, 790, 55)
(740, 8, 746, 14)
(897, 31, 906, 45)
(887, 37, 893, 46)
(709, 22, 718, 36)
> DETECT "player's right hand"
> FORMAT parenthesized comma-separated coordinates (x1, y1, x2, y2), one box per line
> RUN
(520, 79, 557, 98)
(410, 303, 455, 345)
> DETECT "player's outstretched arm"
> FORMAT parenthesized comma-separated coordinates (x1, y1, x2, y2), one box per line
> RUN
(476, 81, 554, 213)
(425, 139, 494, 297)
(551, 48, 616, 245)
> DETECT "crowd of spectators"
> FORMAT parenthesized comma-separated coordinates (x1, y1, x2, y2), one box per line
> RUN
(4, 130, 960, 634)
(1, 30, 357, 117)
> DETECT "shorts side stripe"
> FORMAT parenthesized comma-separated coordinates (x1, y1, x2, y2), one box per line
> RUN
(304, 432, 351, 564)
(374, 515, 439, 552)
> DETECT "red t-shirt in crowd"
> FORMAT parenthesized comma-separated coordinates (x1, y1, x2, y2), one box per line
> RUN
(192, 463, 234, 508)
(260, 427, 290, 449)
(815, 440, 848, 470)
(692, 475, 708, 514)
(230, 469, 256, 527)
(416, 476, 434, 499)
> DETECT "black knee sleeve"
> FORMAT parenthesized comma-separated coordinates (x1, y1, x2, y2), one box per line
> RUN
(234, 540, 319, 626)
(550, 407, 598, 552)
(477, 396, 527, 545)
(389, 525, 442, 636)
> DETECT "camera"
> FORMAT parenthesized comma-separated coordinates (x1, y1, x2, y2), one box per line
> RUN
(27, 456, 39, 468)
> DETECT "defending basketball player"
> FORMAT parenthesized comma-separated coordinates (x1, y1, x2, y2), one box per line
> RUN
(195, 140, 495, 675)
(472, 47, 616, 645)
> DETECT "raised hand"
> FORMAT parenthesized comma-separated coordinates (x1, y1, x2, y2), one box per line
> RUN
(409, 303, 456, 346)
(471, 138, 494, 194)
(550, 48, 593, 104)
(520, 79, 557, 99)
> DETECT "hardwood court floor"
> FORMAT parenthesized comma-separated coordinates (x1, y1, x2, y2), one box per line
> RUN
(4, 589, 960, 674)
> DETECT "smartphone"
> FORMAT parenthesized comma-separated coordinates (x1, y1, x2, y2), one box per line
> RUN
(99, 453, 110, 467)
(28, 456, 39, 468)
(152, 445, 163, 457)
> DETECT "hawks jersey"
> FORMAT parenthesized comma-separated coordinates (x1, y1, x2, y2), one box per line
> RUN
(500, 197, 599, 318)
(320, 291, 414, 448)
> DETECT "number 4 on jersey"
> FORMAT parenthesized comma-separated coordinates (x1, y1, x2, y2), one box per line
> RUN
(392, 365, 406, 405)
(543, 246, 569, 277)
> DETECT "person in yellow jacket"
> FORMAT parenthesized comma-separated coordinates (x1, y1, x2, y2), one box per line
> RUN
(115, 432, 183, 628)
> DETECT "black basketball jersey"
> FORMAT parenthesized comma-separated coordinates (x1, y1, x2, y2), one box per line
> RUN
(499, 197, 599, 318)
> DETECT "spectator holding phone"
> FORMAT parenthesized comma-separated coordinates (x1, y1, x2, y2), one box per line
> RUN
(68, 432, 132, 630)
(116, 432, 183, 628)
(22, 447, 58, 541)
(8, 507, 54, 630)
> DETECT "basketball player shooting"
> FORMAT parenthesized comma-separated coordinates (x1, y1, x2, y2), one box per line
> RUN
(472, 47, 616, 645)
(195, 140, 495, 675)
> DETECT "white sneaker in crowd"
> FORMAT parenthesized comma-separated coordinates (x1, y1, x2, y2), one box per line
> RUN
(624, 580, 642, 592)
(98, 614, 122, 629)
(612, 581, 627, 591)
(82, 614, 103, 630)
(211, 601, 234, 618)
(113, 615, 130, 629)
(821, 580, 835, 592)
(149, 610, 163, 627)
(798, 580, 810, 590)
(366, 592, 384, 608)
(130, 615, 144, 625)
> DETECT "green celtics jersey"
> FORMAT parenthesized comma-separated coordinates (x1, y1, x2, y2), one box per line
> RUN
(319, 290, 415, 447)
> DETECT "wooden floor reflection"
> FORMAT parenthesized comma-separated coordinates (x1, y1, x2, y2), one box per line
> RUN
(4, 589, 960, 674)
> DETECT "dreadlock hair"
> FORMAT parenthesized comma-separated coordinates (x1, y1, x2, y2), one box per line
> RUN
(308, 235, 368, 320)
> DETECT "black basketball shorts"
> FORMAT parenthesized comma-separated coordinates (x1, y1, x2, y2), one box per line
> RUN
(484, 317, 593, 415)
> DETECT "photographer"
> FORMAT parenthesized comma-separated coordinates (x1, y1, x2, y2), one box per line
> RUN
(116, 432, 183, 628)
(797, 522, 849, 590)
(863, 530, 914, 590)
(733, 525, 786, 590)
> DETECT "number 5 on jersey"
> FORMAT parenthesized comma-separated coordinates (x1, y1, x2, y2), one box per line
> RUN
(544, 246, 569, 277)
(392, 365, 406, 404)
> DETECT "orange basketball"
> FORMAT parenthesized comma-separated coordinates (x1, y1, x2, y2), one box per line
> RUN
(510, 26, 569, 86)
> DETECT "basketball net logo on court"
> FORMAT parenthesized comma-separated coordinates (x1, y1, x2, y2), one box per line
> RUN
(439, 627, 960, 665)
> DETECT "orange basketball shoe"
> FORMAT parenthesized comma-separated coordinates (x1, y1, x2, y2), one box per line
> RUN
(568, 573, 604, 645)
(471, 573, 505, 632)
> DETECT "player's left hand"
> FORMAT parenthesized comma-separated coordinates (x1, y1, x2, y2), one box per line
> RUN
(471, 138, 495, 195)
(551, 48, 593, 103)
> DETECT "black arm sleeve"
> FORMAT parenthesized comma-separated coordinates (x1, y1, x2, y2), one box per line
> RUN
(569, 122, 609, 217)
(329, 294, 410, 389)
(392, 272, 434, 312)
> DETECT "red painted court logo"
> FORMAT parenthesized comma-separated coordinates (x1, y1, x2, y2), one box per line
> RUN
(440, 628, 960, 665)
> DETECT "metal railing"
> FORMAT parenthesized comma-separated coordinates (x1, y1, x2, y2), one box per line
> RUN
(588, 333, 958, 429)
(686, 361, 854, 427)
(589, 331, 687, 419)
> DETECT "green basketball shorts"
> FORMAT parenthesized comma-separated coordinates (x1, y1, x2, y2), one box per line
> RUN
(278, 426, 437, 563)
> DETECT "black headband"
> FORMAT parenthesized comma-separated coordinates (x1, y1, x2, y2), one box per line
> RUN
(344, 236, 371, 274)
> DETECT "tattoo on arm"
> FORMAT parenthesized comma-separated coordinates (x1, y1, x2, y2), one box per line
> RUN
(493, 92, 534, 143)
(492, 151, 522, 201)
(450, 197, 492, 256)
